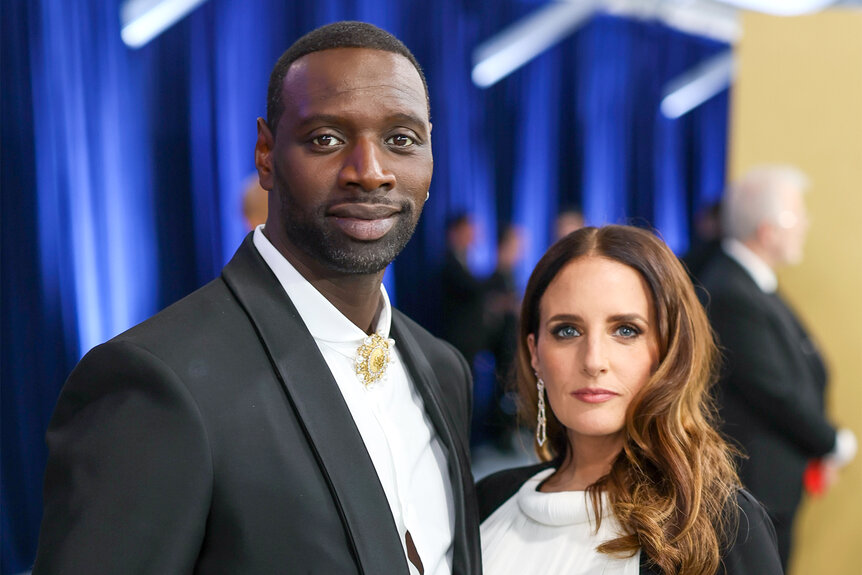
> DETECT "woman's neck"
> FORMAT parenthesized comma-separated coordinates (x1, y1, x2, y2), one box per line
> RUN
(540, 434, 623, 492)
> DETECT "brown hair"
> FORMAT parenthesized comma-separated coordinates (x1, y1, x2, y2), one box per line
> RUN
(517, 225, 739, 574)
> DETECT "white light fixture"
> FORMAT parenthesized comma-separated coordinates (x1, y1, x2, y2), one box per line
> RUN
(660, 50, 735, 119)
(710, 0, 837, 15)
(604, 0, 740, 43)
(471, 0, 601, 88)
(121, 0, 210, 48)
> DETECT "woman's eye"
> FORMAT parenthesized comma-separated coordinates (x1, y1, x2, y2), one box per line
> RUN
(554, 325, 580, 338)
(311, 134, 342, 147)
(615, 325, 640, 338)
(385, 134, 415, 147)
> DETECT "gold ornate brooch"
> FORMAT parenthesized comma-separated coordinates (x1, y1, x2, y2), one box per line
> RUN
(354, 333, 395, 387)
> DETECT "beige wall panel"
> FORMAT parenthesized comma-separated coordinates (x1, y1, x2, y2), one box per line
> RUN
(729, 11, 862, 575)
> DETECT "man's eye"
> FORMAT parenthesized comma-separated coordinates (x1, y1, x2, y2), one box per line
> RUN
(311, 134, 342, 147)
(615, 325, 640, 338)
(554, 325, 580, 338)
(385, 134, 415, 147)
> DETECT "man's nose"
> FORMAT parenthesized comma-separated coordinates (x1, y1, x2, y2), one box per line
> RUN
(338, 137, 396, 192)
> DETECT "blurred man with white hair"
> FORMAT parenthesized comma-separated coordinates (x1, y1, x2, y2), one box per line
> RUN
(699, 165, 857, 568)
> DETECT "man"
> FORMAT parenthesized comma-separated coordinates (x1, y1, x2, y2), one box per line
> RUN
(34, 22, 480, 575)
(698, 166, 856, 568)
(440, 213, 486, 372)
(483, 224, 525, 451)
(681, 200, 722, 281)
(240, 172, 268, 230)
(554, 208, 584, 241)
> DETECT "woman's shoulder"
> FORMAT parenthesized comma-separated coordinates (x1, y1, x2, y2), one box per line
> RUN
(639, 489, 782, 575)
(476, 461, 556, 523)
(720, 489, 784, 575)
(730, 488, 774, 541)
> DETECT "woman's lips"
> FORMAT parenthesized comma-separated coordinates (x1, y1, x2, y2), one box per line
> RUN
(571, 388, 619, 404)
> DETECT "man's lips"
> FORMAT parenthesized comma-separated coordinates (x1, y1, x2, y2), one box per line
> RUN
(570, 388, 619, 404)
(328, 203, 400, 219)
(328, 203, 401, 241)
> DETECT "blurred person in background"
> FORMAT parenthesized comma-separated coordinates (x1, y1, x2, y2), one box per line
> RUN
(698, 165, 857, 568)
(485, 224, 526, 450)
(681, 200, 722, 282)
(241, 172, 269, 230)
(440, 213, 488, 371)
(555, 207, 585, 241)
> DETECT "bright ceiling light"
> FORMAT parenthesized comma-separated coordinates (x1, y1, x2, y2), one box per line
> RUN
(472, 0, 601, 88)
(709, 0, 837, 15)
(121, 0, 210, 48)
(660, 51, 735, 119)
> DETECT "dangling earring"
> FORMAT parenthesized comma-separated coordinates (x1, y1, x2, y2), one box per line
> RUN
(536, 374, 547, 447)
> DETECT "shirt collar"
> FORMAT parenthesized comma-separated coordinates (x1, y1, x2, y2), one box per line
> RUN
(722, 238, 778, 293)
(252, 225, 392, 343)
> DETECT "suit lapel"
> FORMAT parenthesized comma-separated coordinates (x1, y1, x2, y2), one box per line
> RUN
(221, 236, 409, 575)
(391, 315, 478, 575)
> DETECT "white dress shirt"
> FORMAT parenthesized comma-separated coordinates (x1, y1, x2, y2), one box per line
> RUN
(253, 226, 455, 575)
(481, 468, 640, 575)
(722, 238, 777, 293)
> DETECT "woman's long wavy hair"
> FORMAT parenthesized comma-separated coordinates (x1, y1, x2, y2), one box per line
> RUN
(517, 225, 739, 574)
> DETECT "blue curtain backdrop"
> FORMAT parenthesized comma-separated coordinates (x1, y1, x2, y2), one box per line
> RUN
(1, 0, 728, 571)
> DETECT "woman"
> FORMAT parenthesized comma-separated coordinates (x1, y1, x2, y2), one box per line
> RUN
(478, 226, 782, 575)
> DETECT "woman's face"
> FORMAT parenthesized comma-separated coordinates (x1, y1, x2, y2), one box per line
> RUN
(528, 255, 659, 448)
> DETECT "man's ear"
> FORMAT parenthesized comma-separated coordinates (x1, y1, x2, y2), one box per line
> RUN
(255, 118, 275, 191)
(754, 221, 777, 251)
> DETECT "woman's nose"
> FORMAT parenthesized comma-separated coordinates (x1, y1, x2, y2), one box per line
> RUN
(581, 335, 609, 377)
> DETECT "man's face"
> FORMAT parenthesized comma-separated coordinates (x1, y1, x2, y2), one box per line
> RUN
(256, 47, 432, 275)
(769, 187, 809, 266)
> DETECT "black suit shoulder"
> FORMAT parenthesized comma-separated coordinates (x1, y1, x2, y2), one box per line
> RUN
(698, 253, 760, 305)
(36, 279, 244, 574)
(92, 275, 251, 366)
(50, 274, 254, 430)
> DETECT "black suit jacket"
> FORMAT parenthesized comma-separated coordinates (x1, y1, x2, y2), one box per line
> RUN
(699, 252, 836, 518)
(477, 462, 783, 575)
(34, 236, 481, 574)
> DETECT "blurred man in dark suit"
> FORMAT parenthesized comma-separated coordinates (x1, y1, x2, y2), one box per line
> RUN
(34, 21, 480, 575)
(440, 213, 487, 371)
(484, 224, 525, 449)
(699, 166, 856, 568)
(681, 200, 722, 281)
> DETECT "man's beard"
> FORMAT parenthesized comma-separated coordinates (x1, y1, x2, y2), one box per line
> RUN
(278, 192, 422, 275)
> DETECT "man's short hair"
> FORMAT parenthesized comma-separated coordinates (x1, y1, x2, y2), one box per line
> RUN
(721, 165, 809, 242)
(266, 21, 429, 136)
